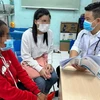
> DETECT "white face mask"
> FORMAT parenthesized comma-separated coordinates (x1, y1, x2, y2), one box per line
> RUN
(37, 24, 50, 33)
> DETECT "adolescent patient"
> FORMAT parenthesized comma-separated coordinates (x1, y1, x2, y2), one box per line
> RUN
(0, 20, 45, 100)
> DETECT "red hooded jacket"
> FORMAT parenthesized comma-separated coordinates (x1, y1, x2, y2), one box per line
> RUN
(0, 50, 40, 100)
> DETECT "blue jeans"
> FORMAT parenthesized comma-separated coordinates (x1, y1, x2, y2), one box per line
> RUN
(34, 69, 58, 94)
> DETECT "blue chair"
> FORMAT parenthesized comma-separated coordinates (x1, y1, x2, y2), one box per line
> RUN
(13, 40, 22, 62)
(9, 28, 28, 40)
(70, 39, 75, 50)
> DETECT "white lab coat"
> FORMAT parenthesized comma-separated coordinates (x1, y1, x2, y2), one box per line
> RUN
(71, 29, 100, 65)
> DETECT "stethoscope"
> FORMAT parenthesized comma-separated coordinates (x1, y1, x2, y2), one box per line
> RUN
(94, 37, 100, 55)
(0, 54, 18, 88)
(81, 33, 100, 55)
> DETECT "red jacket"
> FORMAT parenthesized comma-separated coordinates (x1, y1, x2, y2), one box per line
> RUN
(0, 50, 40, 100)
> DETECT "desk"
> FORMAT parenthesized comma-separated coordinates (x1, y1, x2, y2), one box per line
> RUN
(59, 66, 100, 100)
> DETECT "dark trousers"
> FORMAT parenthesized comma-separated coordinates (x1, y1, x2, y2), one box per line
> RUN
(17, 82, 27, 90)
(56, 66, 60, 88)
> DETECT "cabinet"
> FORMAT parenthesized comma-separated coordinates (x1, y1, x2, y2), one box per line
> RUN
(60, 40, 75, 51)
(60, 40, 70, 51)
(60, 22, 77, 51)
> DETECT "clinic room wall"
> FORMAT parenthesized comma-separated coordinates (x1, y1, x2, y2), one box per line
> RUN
(4, 0, 92, 47)
(3, 0, 9, 4)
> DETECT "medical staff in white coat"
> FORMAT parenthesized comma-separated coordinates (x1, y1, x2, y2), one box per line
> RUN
(70, 2, 100, 71)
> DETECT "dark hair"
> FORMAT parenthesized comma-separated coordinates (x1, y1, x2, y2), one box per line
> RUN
(85, 2, 100, 19)
(0, 20, 7, 37)
(32, 8, 51, 46)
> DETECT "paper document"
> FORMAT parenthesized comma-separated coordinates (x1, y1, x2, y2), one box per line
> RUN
(60, 55, 100, 79)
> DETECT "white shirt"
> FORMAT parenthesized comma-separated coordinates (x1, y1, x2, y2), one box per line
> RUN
(71, 29, 100, 56)
(21, 28, 53, 72)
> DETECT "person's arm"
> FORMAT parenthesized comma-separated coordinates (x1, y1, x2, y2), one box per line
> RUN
(8, 50, 46, 99)
(70, 50, 86, 71)
(8, 50, 40, 95)
(21, 31, 49, 79)
(70, 30, 84, 57)
(70, 50, 79, 57)
(47, 30, 54, 65)
(46, 30, 54, 73)
(70, 30, 86, 71)
(0, 75, 37, 100)
(21, 31, 42, 72)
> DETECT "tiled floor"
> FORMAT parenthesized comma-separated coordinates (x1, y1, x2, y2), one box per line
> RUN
(50, 51, 69, 100)
(53, 97, 58, 100)
(50, 51, 69, 92)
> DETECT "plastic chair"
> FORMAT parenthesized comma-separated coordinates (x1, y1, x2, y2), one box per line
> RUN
(13, 40, 22, 62)
(9, 28, 28, 40)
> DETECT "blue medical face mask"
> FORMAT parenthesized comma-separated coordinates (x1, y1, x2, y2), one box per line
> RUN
(0, 39, 13, 51)
(83, 20, 97, 31)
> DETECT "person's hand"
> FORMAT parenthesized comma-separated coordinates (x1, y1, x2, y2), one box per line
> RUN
(21, 61, 30, 67)
(72, 64, 86, 71)
(39, 68, 48, 79)
(46, 64, 53, 73)
(37, 92, 46, 100)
